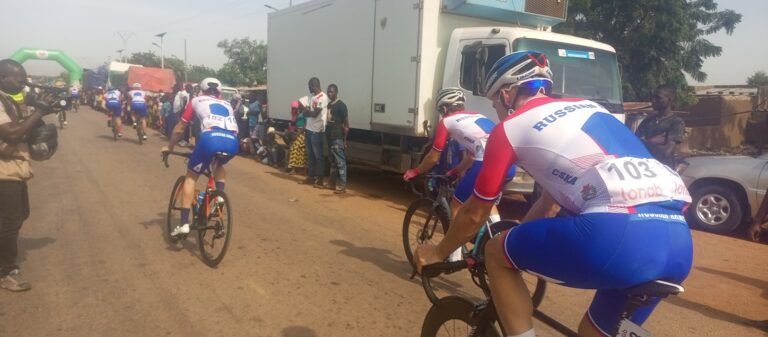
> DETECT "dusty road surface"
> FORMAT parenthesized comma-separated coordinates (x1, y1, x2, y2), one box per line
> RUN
(1, 107, 766, 337)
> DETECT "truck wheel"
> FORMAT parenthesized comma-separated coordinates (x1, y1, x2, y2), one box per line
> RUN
(688, 184, 745, 234)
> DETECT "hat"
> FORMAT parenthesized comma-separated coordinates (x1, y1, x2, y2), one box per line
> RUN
(291, 101, 299, 108)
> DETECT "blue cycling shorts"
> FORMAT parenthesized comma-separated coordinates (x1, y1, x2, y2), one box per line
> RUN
(454, 160, 516, 204)
(187, 130, 239, 175)
(106, 101, 122, 117)
(501, 201, 692, 335)
(131, 102, 147, 117)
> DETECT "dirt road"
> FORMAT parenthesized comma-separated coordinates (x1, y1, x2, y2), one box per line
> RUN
(0, 107, 766, 337)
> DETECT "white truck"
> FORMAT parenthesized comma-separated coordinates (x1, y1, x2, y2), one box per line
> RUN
(267, 0, 623, 189)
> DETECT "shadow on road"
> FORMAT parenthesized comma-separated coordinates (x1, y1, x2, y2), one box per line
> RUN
(139, 212, 201, 262)
(281, 325, 318, 337)
(666, 294, 764, 332)
(329, 239, 478, 300)
(17, 237, 56, 264)
(95, 134, 142, 145)
(696, 266, 768, 301)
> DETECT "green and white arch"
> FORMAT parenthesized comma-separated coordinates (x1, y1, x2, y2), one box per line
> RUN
(9, 48, 83, 87)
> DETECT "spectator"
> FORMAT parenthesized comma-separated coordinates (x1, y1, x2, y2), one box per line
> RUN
(325, 84, 349, 194)
(635, 84, 686, 169)
(287, 101, 307, 175)
(247, 97, 262, 150)
(302, 77, 329, 188)
(160, 93, 172, 136)
(173, 84, 192, 146)
(0, 59, 55, 292)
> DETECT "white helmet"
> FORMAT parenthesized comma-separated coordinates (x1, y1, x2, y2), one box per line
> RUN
(436, 87, 465, 109)
(132, 82, 141, 89)
(200, 77, 222, 93)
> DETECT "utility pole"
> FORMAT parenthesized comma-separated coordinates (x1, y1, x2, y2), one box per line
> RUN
(155, 32, 167, 69)
(116, 31, 133, 61)
(184, 39, 188, 83)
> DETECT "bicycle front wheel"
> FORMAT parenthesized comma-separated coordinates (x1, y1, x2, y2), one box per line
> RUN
(421, 296, 500, 337)
(198, 190, 232, 267)
(166, 176, 186, 243)
(403, 198, 450, 268)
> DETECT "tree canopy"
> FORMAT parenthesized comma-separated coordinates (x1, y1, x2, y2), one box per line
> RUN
(216, 38, 267, 87)
(555, 0, 741, 105)
(747, 71, 768, 87)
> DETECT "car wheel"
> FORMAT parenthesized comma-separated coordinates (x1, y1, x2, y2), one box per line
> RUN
(689, 184, 744, 234)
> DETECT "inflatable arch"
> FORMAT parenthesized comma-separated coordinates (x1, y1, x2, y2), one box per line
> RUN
(9, 48, 83, 87)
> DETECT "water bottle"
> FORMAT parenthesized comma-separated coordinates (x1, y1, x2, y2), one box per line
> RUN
(197, 191, 206, 207)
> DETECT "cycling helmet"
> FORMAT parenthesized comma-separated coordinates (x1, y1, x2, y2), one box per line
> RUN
(483, 51, 553, 100)
(27, 123, 58, 161)
(132, 83, 141, 89)
(436, 87, 466, 109)
(200, 77, 222, 94)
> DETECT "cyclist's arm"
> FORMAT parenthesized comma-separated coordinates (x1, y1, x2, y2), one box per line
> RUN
(436, 124, 516, 259)
(416, 119, 450, 173)
(521, 189, 560, 223)
(415, 148, 441, 175)
(451, 150, 474, 174)
(168, 103, 194, 152)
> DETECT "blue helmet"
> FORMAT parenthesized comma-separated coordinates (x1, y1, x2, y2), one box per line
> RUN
(483, 51, 553, 99)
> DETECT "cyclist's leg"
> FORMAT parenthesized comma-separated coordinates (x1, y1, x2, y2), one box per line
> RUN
(200, 130, 240, 192)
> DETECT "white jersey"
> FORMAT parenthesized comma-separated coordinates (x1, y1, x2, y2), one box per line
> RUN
(181, 95, 238, 133)
(432, 111, 495, 160)
(475, 97, 690, 214)
(128, 90, 146, 104)
(105, 90, 121, 103)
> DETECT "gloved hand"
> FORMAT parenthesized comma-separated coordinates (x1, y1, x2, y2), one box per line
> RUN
(403, 168, 420, 181)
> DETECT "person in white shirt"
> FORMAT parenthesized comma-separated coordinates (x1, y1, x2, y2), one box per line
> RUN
(301, 77, 329, 187)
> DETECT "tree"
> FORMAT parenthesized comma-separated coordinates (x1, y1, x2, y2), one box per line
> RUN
(187, 65, 218, 84)
(747, 71, 768, 87)
(216, 38, 267, 86)
(555, 0, 741, 105)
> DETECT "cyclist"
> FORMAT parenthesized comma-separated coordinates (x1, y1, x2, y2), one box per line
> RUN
(70, 85, 80, 113)
(128, 83, 148, 140)
(414, 51, 693, 337)
(403, 87, 514, 222)
(163, 77, 239, 237)
(105, 87, 123, 137)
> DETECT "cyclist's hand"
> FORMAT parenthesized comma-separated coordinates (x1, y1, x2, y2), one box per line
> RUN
(446, 168, 463, 179)
(414, 244, 441, 274)
(403, 168, 420, 182)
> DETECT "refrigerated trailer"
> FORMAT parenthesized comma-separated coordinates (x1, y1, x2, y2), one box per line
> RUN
(267, 0, 623, 179)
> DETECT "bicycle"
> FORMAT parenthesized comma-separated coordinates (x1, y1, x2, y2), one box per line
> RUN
(419, 222, 684, 337)
(402, 174, 455, 269)
(57, 109, 66, 129)
(163, 150, 233, 267)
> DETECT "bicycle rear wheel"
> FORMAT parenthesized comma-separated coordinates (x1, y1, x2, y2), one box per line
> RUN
(198, 190, 232, 267)
(58, 112, 64, 129)
(166, 176, 186, 243)
(137, 123, 144, 145)
(403, 198, 450, 268)
(421, 296, 500, 337)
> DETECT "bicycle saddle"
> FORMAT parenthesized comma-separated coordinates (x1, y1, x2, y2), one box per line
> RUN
(624, 279, 684, 298)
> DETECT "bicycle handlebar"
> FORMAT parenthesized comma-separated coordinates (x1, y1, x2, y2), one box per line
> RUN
(162, 150, 192, 168)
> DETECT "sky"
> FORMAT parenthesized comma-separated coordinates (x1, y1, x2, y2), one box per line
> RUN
(1, 0, 764, 86)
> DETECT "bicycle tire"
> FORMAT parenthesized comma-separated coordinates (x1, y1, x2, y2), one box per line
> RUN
(421, 296, 500, 337)
(403, 198, 451, 268)
(166, 176, 186, 243)
(137, 123, 144, 145)
(198, 190, 232, 267)
(58, 112, 64, 129)
(476, 221, 547, 309)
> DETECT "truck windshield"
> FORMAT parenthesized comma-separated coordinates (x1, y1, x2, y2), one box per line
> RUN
(514, 38, 623, 113)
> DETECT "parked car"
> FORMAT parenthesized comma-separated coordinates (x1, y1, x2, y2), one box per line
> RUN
(679, 154, 768, 234)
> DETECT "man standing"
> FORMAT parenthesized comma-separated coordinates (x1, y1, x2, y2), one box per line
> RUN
(173, 84, 192, 146)
(302, 77, 329, 188)
(325, 84, 349, 194)
(635, 84, 686, 169)
(0, 59, 55, 292)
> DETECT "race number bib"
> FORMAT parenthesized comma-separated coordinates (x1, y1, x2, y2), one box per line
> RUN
(595, 157, 690, 207)
(617, 318, 651, 337)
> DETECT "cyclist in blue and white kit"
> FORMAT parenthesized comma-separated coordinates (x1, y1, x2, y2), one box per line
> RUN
(128, 82, 148, 140)
(105, 87, 123, 137)
(414, 51, 693, 337)
(70, 85, 80, 113)
(163, 77, 239, 237)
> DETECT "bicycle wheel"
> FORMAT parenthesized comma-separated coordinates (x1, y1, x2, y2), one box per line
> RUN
(198, 190, 232, 267)
(137, 124, 144, 145)
(476, 221, 547, 309)
(58, 112, 64, 129)
(403, 198, 451, 268)
(166, 176, 186, 243)
(421, 296, 500, 337)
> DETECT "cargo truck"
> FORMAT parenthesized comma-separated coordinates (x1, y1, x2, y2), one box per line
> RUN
(267, 0, 624, 194)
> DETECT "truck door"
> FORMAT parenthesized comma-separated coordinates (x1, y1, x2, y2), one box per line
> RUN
(370, 0, 421, 131)
(443, 39, 509, 122)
